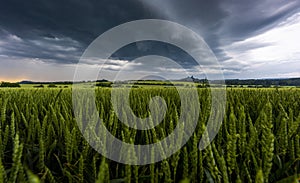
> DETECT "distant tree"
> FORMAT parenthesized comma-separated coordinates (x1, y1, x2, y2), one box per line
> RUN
(96, 82, 112, 87)
(96, 79, 109, 82)
(0, 82, 21, 87)
(34, 84, 44, 88)
(48, 84, 57, 88)
(262, 84, 271, 88)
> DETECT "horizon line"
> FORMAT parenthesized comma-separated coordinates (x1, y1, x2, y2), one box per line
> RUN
(1, 76, 300, 83)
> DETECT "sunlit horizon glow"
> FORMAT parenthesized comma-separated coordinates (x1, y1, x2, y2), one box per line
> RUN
(0, 77, 27, 83)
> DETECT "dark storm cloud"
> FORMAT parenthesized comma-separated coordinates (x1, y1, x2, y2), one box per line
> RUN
(110, 41, 199, 69)
(0, 28, 81, 64)
(1, 0, 300, 79)
(219, 0, 300, 43)
(0, 0, 159, 42)
(0, 0, 161, 63)
(143, 0, 300, 65)
(143, 0, 228, 50)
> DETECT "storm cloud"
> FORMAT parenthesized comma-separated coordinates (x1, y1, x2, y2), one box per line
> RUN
(0, 0, 299, 81)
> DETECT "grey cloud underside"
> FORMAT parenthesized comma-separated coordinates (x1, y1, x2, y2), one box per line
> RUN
(110, 41, 199, 69)
(0, 29, 81, 64)
(0, 0, 300, 79)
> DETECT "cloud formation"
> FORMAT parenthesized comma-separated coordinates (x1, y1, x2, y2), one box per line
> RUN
(0, 0, 299, 81)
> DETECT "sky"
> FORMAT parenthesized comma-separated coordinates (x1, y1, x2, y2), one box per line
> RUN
(0, 0, 300, 81)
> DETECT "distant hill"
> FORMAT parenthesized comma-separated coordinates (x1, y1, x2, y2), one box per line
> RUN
(19, 80, 73, 85)
(19, 80, 34, 84)
(179, 76, 208, 83)
(224, 78, 300, 86)
(17, 77, 300, 86)
(180, 76, 300, 86)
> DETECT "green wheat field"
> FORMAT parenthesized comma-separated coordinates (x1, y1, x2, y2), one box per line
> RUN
(0, 87, 299, 183)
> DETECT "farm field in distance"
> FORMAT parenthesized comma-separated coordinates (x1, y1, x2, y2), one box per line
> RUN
(0, 86, 299, 183)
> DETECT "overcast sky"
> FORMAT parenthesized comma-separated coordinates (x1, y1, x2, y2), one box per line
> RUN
(0, 0, 300, 81)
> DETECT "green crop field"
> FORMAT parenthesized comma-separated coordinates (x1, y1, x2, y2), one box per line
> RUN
(0, 88, 299, 182)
